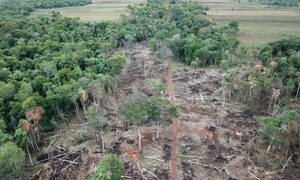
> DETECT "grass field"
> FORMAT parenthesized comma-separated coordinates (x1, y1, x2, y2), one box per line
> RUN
(199, 0, 300, 46)
(31, 4, 129, 21)
(31, 0, 145, 21)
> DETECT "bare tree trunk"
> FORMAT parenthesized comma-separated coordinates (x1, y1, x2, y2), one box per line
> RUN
(100, 129, 105, 153)
(115, 129, 119, 142)
(138, 131, 142, 152)
(83, 103, 86, 115)
(268, 98, 273, 111)
(296, 82, 300, 98)
(156, 121, 160, 140)
(73, 101, 79, 115)
(26, 145, 33, 166)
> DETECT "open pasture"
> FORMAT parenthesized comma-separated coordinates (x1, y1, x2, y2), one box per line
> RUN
(31, 0, 146, 21)
(199, 0, 300, 46)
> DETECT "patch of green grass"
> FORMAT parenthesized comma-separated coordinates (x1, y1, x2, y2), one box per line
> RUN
(30, 3, 131, 21)
(237, 22, 300, 46)
(171, 61, 186, 72)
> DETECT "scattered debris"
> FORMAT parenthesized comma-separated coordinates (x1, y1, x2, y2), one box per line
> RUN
(208, 120, 217, 131)
(182, 161, 194, 180)
(33, 146, 85, 180)
(162, 144, 172, 161)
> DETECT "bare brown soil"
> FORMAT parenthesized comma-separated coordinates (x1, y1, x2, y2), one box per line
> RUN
(167, 59, 179, 180)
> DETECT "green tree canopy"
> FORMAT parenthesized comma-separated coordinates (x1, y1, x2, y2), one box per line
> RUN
(0, 142, 25, 179)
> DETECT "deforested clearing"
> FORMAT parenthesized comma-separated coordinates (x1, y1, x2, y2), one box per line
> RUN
(0, 0, 299, 179)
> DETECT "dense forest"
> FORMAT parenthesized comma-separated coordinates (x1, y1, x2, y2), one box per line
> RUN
(0, 0, 299, 179)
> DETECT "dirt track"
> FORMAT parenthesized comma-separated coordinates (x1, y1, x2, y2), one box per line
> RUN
(167, 59, 179, 180)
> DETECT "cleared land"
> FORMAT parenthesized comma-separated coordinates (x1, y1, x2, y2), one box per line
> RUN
(199, 0, 300, 46)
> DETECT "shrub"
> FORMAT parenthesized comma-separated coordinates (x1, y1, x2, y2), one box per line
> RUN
(0, 119, 12, 143)
(0, 142, 25, 179)
(0, 119, 6, 131)
(121, 97, 179, 123)
(229, 21, 239, 31)
(85, 109, 108, 130)
(220, 60, 231, 70)
(145, 78, 166, 96)
(91, 154, 124, 180)
(262, 109, 300, 153)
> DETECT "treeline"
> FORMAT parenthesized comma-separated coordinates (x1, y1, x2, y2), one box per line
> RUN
(222, 36, 300, 106)
(31, 0, 92, 9)
(131, 1, 239, 67)
(0, 0, 92, 18)
(0, 16, 127, 134)
(248, 0, 299, 7)
(259, 36, 300, 90)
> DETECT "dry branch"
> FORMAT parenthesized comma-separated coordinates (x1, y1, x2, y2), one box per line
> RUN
(248, 171, 261, 180)
(26, 145, 33, 166)
(52, 144, 67, 151)
(47, 136, 57, 152)
(223, 162, 230, 176)
(281, 155, 292, 173)
(138, 131, 142, 152)
(144, 156, 167, 166)
(187, 161, 224, 174)
(142, 168, 159, 179)
(265, 155, 293, 176)
(136, 162, 146, 179)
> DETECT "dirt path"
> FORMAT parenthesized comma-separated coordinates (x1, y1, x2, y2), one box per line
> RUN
(167, 59, 179, 180)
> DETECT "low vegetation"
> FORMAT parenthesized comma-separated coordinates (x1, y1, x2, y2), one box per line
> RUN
(121, 97, 179, 124)
(249, 0, 300, 7)
(91, 154, 124, 180)
(262, 109, 300, 155)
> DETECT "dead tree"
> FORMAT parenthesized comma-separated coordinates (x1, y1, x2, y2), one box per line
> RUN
(268, 88, 280, 112)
